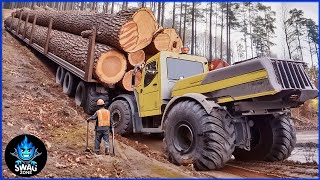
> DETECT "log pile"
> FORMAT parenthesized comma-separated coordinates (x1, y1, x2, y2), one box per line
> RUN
(5, 7, 184, 91)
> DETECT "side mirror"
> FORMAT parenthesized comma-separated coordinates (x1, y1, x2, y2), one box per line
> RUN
(132, 64, 141, 88)
(131, 62, 145, 88)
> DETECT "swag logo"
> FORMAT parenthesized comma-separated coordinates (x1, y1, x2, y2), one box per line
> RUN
(5, 134, 47, 177)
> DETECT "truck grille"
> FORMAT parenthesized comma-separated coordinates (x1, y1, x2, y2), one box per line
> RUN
(271, 59, 314, 90)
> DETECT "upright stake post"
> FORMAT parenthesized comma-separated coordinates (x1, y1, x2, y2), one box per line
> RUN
(23, 12, 30, 39)
(84, 26, 97, 82)
(44, 18, 53, 54)
(10, 12, 14, 30)
(29, 15, 37, 44)
(17, 12, 23, 34)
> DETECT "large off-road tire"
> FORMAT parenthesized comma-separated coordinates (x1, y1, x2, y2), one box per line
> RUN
(55, 66, 66, 85)
(163, 100, 235, 170)
(63, 71, 79, 96)
(83, 83, 109, 115)
(108, 100, 133, 135)
(233, 114, 296, 161)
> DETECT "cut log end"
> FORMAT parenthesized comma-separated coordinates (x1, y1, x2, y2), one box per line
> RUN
(119, 8, 157, 52)
(119, 21, 139, 52)
(95, 50, 127, 84)
(121, 70, 142, 91)
(128, 50, 145, 66)
(144, 28, 183, 55)
(153, 33, 171, 51)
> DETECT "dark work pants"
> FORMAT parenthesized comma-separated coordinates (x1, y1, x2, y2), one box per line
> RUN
(94, 129, 109, 153)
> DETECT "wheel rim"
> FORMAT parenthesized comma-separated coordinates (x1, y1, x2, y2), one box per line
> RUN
(75, 83, 84, 106)
(173, 122, 194, 153)
(56, 67, 61, 82)
(63, 74, 70, 92)
(111, 109, 121, 127)
(65, 74, 70, 88)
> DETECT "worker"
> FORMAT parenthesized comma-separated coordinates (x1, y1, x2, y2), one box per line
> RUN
(87, 99, 112, 155)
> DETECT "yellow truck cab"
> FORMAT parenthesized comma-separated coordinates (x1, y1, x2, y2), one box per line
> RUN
(109, 51, 317, 171)
(134, 51, 208, 117)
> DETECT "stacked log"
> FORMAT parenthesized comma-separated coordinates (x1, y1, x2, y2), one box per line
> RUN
(14, 8, 157, 52)
(5, 17, 127, 85)
(144, 28, 183, 55)
(5, 7, 185, 92)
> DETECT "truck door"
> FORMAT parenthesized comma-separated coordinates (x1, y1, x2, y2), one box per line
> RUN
(136, 60, 161, 117)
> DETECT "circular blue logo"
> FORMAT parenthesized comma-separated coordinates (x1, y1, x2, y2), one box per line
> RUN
(5, 134, 47, 177)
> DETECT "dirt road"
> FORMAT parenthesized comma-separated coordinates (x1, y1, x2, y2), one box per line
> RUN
(2, 9, 318, 178)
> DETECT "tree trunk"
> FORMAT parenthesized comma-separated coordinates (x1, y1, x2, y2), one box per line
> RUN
(194, 3, 197, 55)
(226, 2, 229, 63)
(104, 2, 109, 13)
(214, 3, 218, 58)
(111, 2, 115, 14)
(209, 2, 213, 60)
(220, 4, 224, 60)
(314, 43, 318, 61)
(5, 17, 127, 85)
(121, 2, 126, 10)
(191, 2, 195, 54)
(157, 2, 161, 24)
(178, 3, 183, 37)
(183, 4, 187, 44)
(144, 28, 183, 55)
(284, 26, 292, 59)
(307, 35, 314, 67)
(249, 4, 254, 58)
(160, 2, 165, 26)
(295, 24, 304, 61)
(243, 12, 248, 59)
(172, 2, 176, 28)
(15, 8, 157, 53)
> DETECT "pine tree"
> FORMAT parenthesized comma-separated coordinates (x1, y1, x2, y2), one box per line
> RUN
(288, 8, 306, 61)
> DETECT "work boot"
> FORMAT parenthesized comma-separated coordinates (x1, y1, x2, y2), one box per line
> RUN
(94, 151, 100, 155)
(105, 148, 110, 155)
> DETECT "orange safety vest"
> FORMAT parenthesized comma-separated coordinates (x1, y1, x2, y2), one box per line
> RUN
(96, 109, 110, 127)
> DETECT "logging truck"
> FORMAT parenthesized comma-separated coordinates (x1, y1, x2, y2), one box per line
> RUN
(5, 26, 318, 170)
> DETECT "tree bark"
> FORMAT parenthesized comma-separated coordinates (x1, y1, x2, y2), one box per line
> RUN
(111, 2, 115, 14)
(5, 17, 127, 85)
(220, 4, 224, 60)
(209, 2, 213, 60)
(178, 3, 183, 37)
(172, 2, 176, 28)
(157, 2, 161, 24)
(191, 2, 195, 54)
(214, 3, 218, 58)
(183, 4, 187, 44)
(15, 8, 157, 53)
(160, 2, 165, 26)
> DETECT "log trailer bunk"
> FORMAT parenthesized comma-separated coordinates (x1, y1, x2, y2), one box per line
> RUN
(6, 12, 318, 170)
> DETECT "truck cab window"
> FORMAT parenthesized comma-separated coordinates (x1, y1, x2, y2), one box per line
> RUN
(144, 61, 158, 87)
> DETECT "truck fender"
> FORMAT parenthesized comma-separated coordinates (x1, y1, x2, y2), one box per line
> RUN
(161, 93, 220, 130)
(112, 94, 142, 133)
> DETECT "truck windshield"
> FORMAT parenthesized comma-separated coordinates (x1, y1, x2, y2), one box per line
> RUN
(167, 58, 203, 80)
